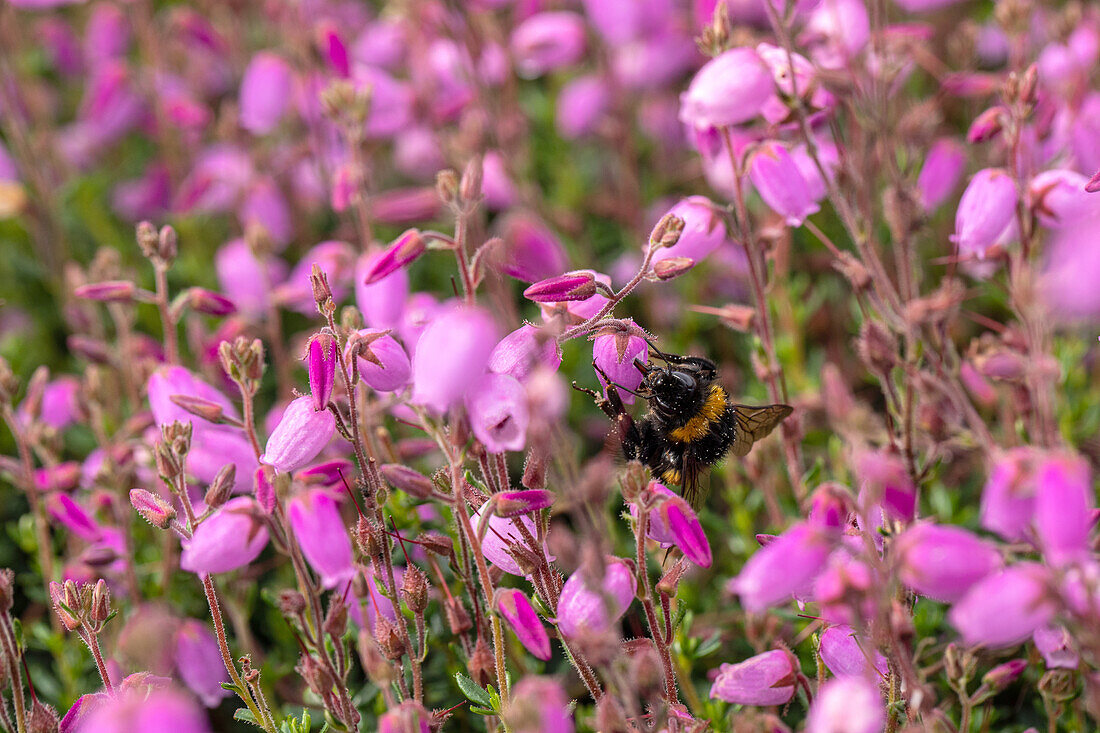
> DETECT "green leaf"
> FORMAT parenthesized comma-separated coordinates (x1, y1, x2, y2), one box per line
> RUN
(455, 672, 492, 708)
(234, 708, 259, 724)
(694, 632, 722, 659)
(469, 706, 495, 716)
(487, 683, 501, 712)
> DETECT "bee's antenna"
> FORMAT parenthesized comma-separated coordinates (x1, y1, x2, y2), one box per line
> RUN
(644, 336, 670, 360)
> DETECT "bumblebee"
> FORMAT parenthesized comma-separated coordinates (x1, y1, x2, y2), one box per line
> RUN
(575, 342, 792, 510)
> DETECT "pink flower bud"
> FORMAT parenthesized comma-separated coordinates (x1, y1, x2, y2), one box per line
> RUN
(952, 168, 1017, 258)
(730, 521, 836, 611)
(894, 522, 1002, 602)
(239, 52, 292, 134)
(650, 196, 726, 267)
(261, 395, 335, 473)
(495, 490, 556, 518)
(497, 213, 569, 283)
(496, 588, 551, 660)
(287, 489, 355, 589)
(966, 105, 1006, 143)
(917, 138, 967, 212)
(186, 288, 235, 316)
(679, 48, 774, 129)
(307, 335, 337, 411)
(1035, 453, 1093, 566)
(556, 75, 610, 139)
(489, 325, 562, 383)
(148, 366, 240, 427)
(652, 257, 697, 280)
(592, 324, 647, 406)
(316, 23, 349, 77)
(807, 677, 884, 733)
(1086, 168, 1100, 193)
(75, 279, 140, 303)
(819, 625, 888, 678)
(709, 650, 797, 705)
(510, 12, 587, 78)
(482, 150, 519, 211)
(361, 229, 426, 285)
(355, 252, 408, 330)
(174, 620, 229, 707)
(369, 187, 441, 224)
(349, 329, 410, 393)
(949, 563, 1055, 647)
(524, 272, 597, 303)
(1033, 625, 1079, 669)
(981, 448, 1041, 542)
(130, 488, 176, 530)
(750, 142, 821, 227)
(411, 305, 498, 413)
(466, 373, 530, 453)
(556, 557, 636, 638)
(180, 497, 269, 574)
(654, 494, 712, 568)
(46, 493, 101, 542)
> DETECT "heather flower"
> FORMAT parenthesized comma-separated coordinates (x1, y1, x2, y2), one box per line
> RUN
(276, 241, 355, 315)
(1034, 453, 1093, 566)
(949, 563, 1056, 647)
(350, 330, 411, 393)
(510, 12, 587, 78)
(173, 620, 229, 707)
(856, 448, 916, 526)
(749, 142, 821, 227)
(74, 686, 211, 733)
(497, 213, 569, 283)
(581, 0, 648, 44)
(1039, 204, 1100, 320)
(488, 325, 562, 383)
(1028, 169, 1094, 228)
(801, 0, 870, 69)
(379, 701, 431, 733)
(34, 376, 81, 429)
(349, 68, 413, 139)
(239, 52, 292, 134)
(46, 493, 102, 543)
(1033, 625, 1079, 669)
(287, 489, 355, 589)
(650, 197, 726, 268)
(466, 373, 530, 453)
(952, 168, 1017, 258)
(495, 490, 556, 518)
(556, 557, 636, 638)
(307, 335, 337, 411)
(556, 75, 610, 139)
(180, 497, 269, 574)
(592, 324, 647, 406)
(370, 187, 441, 224)
(807, 677, 884, 733)
(894, 523, 1003, 602)
(679, 48, 774, 129)
(496, 588, 552, 660)
(481, 150, 519, 210)
(470, 500, 544, 576)
(730, 521, 836, 611)
(148, 366, 238, 427)
(361, 230, 426, 285)
(239, 178, 292, 249)
(84, 4, 129, 67)
(818, 625, 888, 678)
(981, 448, 1040, 542)
(355, 252, 408, 330)
(410, 305, 498, 413)
(503, 676, 574, 733)
(709, 650, 798, 705)
(917, 138, 967, 212)
(652, 492, 712, 568)
(261, 395, 336, 473)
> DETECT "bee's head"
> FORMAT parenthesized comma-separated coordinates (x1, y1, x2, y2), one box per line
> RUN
(635, 359, 701, 416)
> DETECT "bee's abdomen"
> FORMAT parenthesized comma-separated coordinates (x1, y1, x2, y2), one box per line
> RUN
(667, 385, 728, 444)
(690, 405, 738, 464)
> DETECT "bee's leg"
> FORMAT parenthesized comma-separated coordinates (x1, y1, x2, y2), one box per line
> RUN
(591, 362, 647, 399)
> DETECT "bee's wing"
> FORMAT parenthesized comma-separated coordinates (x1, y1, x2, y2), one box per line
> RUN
(680, 451, 710, 511)
(730, 404, 793, 457)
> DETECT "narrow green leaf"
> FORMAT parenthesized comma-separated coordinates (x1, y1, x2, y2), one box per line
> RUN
(455, 672, 492, 708)
(234, 708, 259, 723)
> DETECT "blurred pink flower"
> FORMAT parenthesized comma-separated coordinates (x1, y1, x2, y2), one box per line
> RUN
(807, 677, 884, 733)
(262, 395, 336, 473)
(556, 75, 610, 139)
(215, 239, 288, 320)
(949, 563, 1055, 647)
(496, 588, 551, 660)
(510, 12, 587, 78)
(355, 251, 408, 330)
(497, 213, 569, 283)
(709, 649, 798, 705)
(917, 138, 966, 212)
(505, 676, 574, 733)
(894, 522, 1002, 602)
(180, 497, 269, 575)
(679, 48, 774, 130)
(173, 620, 229, 707)
(749, 141, 821, 226)
(651, 196, 726, 267)
(818, 625, 888, 678)
(1033, 625, 1079, 669)
(731, 521, 836, 611)
(287, 489, 355, 589)
(556, 557, 636, 638)
(489, 325, 562, 383)
(465, 373, 530, 453)
(952, 168, 1016, 258)
(981, 448, 1041, 542)
(1034, 453, 1093, 566)
(411, 305, 498, 413)
(239, 52, 293, 134)
(75, 686, 211, 733)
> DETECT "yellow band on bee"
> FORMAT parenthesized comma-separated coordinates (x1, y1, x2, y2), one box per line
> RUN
(662, 468, 682, 485)
(668, 386, 727, 443)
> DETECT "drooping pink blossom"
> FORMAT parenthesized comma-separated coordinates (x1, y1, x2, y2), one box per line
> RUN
(709, 649, 798, 705)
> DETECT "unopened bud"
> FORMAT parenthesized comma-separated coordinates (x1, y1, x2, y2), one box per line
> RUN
(651, 256, 696, 280)
(358, 629, 395, 686)
(158, 225, 178, 262)
(169, 395, 225, 423)
(90, 579, 110, 625)
(74, 281, 138, 303)
(401, 564, 429, 614)
(204, 465, 236, 509)
(380, 464, 436, 499)
(523, 272, 597, 303)
(460, 156, 483, 205)
(494, 489, 555, 518)
(418, 532, 453, 557)
(967, 106, 1006, 144)
(857, 321, 897, 375)
(323, 595, 349, 638)
(130, 488, 176, 529)
(649, 213, 686, 249)
(136, 221, 159, 258)
(436, 169, 459, 207)
(467, 637, 494, 687)
(187, 288, 236, 316)
(374, 615, 407, 660)
(0, 569, 14, 612)
(310, 264, 333, 307)
(26, 700, 58, 733)
(277, 589, 307, 616)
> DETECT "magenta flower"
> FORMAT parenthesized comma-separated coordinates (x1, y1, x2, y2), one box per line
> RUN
(1034, 453, 1093, 566)
(466, 373, 530, 453)
(411, 305, 498, 414)
(709, 649, 798, 705)
(679, 48, 774, 129)
(510, 12, 587, 78)
(1033, 625, 1079, 669)
(276, 240, 355, 315)
(1028, 169, 1094, 228)
(287, 489, 355, 589)
(981, 448, 1041, 542)
(556, 75, 610, 139)
(488, 325, 562, 383)
(653, 494, 712, 568)
(307, 335, 337, 411)
(239, 52, 292, 134)
(524, 272, 597, 303)
(261, 395, 336, 473)
(894, 523, 1002, 602)
(361, 229, 426, 285)
(239, 178, 292, 249)
(818, 625, 888, 678)
(355, 252, 408, 330)
(556, 557, 636, 638)
(731, 521, 836, 611)
(497, 213, 569, 283)
(650, 197, 726, 268)
(749, 141, 821, 227)
(350, 330, 411, 393)
(802, 0, 869, 69)
(470, 500, 543, 576)
(370, 187, 441, 224)
(504, 677, 574, 733)
(495, 490, 556, 518)
(148, 366, 238, 427)
(75, 687, 211, 733)
(180, 497, 269, 575)
(355, 67, 415, 140)
(46, 493, 101, 543)
(952, 168, 1017, 258)
(379, 701, 431, 733)
(496, 588, 551, 660)
(592, 325, 647, 406)
(31, 376, 80, 429)
(1039, 205, 1100, 321)
(917, 138, 967, 212)
(807, 677, 884, 733)
(482, 150, 519, 210)
(949, 563, 1056, 647)
(174, 620, 229, 707)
